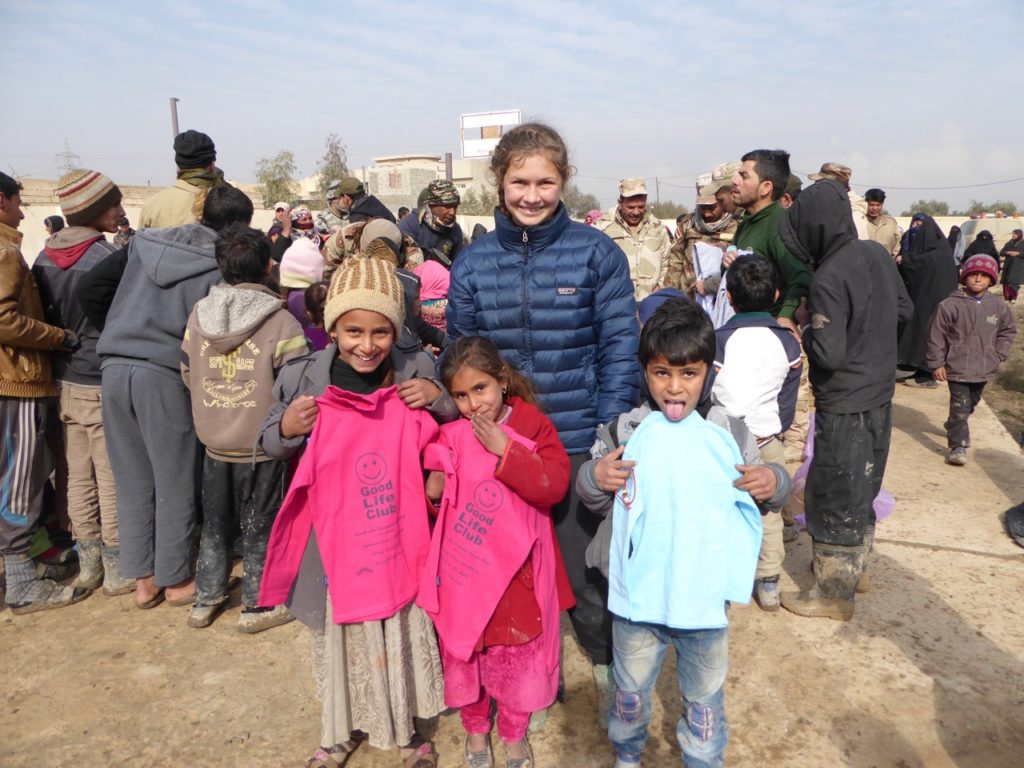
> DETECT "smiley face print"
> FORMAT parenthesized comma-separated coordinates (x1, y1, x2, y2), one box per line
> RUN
(355, 452, 387, 485)
(474, 481, 504, 514)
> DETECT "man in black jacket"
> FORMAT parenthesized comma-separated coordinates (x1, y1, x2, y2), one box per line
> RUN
(777, 179, 913, 620)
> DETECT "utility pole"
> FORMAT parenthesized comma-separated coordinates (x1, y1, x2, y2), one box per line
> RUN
(655, 177, 661, 206)
(169, 97, 180, 139)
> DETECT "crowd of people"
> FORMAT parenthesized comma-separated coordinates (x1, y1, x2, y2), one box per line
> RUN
(0, 122, 1018, 768)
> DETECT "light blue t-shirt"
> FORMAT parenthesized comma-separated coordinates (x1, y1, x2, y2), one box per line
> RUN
(607, 410, 762, 630)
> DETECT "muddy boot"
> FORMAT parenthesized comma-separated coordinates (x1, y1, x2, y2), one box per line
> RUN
(4, 553, 90, 615)
(100, 545, 136, 596)
(780, 542, 862, 621)
(856, 526, 874, 594)
(72, 540, 103, 590)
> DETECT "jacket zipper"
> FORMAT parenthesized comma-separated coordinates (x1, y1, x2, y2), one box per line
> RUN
(521, 229, 532, 369)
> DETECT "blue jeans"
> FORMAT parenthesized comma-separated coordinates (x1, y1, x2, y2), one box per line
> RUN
(609, 618, 728, 768)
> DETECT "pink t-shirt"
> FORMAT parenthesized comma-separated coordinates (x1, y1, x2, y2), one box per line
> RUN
(259, 385, 438, 622)
(418, 418, 560, 702)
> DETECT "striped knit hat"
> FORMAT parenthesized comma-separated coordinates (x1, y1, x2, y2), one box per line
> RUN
(55, 169, 122, 227)
(324, 238, 405, 333)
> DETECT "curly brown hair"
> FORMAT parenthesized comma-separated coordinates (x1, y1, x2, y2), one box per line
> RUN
(489, 122, 573, 212)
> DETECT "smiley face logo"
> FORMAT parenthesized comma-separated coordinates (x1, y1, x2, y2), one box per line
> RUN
(355, 452, 387, 485)
(474, 481, 503, 513)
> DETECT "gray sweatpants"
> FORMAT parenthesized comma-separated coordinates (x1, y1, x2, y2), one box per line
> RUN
(101, 364, 199, 586)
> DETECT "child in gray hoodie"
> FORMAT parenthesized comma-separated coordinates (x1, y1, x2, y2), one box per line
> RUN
(181, 224, 308, 632)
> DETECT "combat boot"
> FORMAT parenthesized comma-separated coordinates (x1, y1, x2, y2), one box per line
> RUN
(780, 542, 863, 621)
(100, 545, 136, 596)
(72, 540, 103, 590)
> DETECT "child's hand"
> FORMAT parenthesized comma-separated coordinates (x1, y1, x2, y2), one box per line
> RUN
(733, 464, 777, 502)
(397, 379, 441, 409)
(281, 395, 318, 439)
(932, 366, 947, 382)
(595, 445, 636, 493)
(425, 471, 445, 502)
(472, 413, 509, 457)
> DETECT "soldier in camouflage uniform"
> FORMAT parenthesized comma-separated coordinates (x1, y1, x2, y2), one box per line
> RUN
(398, 179, 465, 266)
(314, 179, 349, 234)
(322, 217, 424, 282)
(662, 164, 740, 299)
(594, 178, 670, 301)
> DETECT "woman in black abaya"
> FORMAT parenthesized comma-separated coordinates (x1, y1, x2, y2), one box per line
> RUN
(897, 214, 959, 387)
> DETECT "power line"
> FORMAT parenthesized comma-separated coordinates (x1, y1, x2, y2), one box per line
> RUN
(798, 174, 1024, 192)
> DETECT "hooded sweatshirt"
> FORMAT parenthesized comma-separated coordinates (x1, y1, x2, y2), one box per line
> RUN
(182, 282, 308, 461)
(925, 287, 1015, 382)
(779, 180, 913, 413)
(33, 227, 117, 384)
(96, 223, 223, 375)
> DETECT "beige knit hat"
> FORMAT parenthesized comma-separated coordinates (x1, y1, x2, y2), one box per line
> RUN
(55, 169, 122, 227)
(324, 238, 405, 334)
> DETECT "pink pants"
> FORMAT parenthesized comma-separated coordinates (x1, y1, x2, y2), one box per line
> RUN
(443, 635, 549, 742)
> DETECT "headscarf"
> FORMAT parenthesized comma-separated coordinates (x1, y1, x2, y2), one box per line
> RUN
(964, 230, 999, 261)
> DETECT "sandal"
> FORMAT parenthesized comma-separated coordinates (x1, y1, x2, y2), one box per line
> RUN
(465, 733, 494, 768)
(401, 741, 438, 768)
(504, 736, 533, 768)
(305, 740, 359, 768)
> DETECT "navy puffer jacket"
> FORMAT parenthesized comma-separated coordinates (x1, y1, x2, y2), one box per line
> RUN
(447, 203, 640, 453)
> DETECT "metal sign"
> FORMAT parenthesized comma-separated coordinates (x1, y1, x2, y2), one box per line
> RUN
(460, 110, 522, 159)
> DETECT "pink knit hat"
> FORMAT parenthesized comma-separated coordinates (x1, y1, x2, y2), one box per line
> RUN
(279, 238, 324, 288)
(960, 254, 998, 285)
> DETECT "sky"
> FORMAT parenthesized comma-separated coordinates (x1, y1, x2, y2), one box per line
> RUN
(3, 0, 1023, 214)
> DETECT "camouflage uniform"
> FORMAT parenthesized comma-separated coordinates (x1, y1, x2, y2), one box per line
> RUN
(322, 220, 423, 282)
(663, 214, 739, 297)
(315, 209, 347, 234)
(865, 214, 901, 259)
(595, 209, 671, 301)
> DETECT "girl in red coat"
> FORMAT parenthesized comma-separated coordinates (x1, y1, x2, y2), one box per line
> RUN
(422, 336, 574, 768)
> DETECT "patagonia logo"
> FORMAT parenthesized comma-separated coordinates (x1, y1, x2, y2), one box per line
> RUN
(557, 287, 577, 296)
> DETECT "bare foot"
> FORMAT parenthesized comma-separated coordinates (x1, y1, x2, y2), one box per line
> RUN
(505, 739, 528, 760)
(134, 575, 160, 604)
(165, 577, 195, 603)
(467, 732, 489, 752)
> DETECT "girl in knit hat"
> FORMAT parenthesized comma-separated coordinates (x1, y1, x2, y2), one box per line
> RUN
(258, 239, 458, 768)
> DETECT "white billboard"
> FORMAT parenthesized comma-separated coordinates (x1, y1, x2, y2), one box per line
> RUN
(460, 110, 522, 159)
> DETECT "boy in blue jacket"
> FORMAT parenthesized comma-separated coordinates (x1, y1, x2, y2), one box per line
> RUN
(577, 298, 789, 768)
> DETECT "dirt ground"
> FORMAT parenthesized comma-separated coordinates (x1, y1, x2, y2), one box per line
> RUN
(978, 300, 1024, 445)
(2, 344, 1023, 767)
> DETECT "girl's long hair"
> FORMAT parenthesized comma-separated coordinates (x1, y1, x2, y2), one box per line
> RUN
(440, 336, 540, 408)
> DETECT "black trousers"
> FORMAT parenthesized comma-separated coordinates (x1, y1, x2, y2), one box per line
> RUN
(805, 404, 892, 547)
(196, 456, 286, 607)
(945, 381, 985, 449)
(552, 452, 613, 666)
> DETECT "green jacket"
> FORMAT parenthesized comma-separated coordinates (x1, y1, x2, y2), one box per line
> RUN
(734, 202, 810, 320)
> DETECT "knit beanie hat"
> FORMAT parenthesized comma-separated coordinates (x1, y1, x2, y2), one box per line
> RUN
(55, 169, 123, 227)
(323, 239, 405, 333)
(174, 130, 217, 169)
(360, 218, 402, 250)
(960, 254, 998, 285)
(280, 238, 324, 289)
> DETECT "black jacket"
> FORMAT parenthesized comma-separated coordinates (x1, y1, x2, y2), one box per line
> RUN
(347, 194, 395, 224)
(779, 180, 912, 413)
